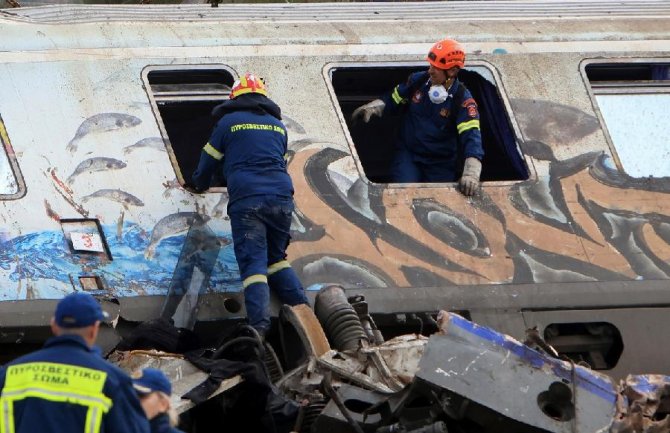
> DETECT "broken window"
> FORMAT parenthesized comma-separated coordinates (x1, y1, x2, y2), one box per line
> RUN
(0, 114, 24, 199)
(143, 66, 236, 189)
(585, 61, 670, 177)
(544, 322, 623, 370)
(329, 63, 529, 184)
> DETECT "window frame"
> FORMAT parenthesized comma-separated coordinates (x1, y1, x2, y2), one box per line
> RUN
(0, 114, 26, 200)
(323, 60, 531, 188)
(141, 64, 238, 191)
(580, 57, 670, 177)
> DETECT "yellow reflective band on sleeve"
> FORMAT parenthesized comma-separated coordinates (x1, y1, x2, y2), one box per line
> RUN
(242, 274, 268, 288)
(391, 87, 406, 105)
(268, 260, 291, 276)
(203, 143, 224, 160)
(457, 119, 480, 134)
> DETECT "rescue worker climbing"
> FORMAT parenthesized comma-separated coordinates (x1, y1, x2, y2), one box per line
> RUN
(187, 72, 309, 337)
(352, 38, 484, 195)
(0, 292, 150, 433)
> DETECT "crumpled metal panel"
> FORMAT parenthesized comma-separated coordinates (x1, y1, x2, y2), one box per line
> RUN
(416, 312, 617, 433)
(109, 349, 242, 414)
(315, 335, 429, 394)
(362, 334, 428, 386)
(610, 374, 670, 433)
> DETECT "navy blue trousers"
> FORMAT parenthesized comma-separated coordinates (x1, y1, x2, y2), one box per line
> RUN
(228, 195, 308, 333)
(391, 148, 458, 183)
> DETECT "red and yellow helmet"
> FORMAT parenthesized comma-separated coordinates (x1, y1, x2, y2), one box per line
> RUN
(426, 39, 466, 70)
(230, 73, 268, 99)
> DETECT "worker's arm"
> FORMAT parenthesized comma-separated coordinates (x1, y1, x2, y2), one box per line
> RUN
(455, 90, 484, 196)
(381, 71, 428, 115)
(189, 143, 223, 192)
(189, 124, 227, 193)
(352, 71, 427, 123)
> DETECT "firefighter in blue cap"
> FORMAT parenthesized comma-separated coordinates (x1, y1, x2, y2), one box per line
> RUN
(132, 368, 183, 433)
(186, 73, 309, 338)
(352, 38, 484, 196)
(0, 292, 149, 433)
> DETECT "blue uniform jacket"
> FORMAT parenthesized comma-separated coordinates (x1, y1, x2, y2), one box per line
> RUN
(0, 335, 150, 433)
(382, 71, 484, 176)
(192, 93, 293, 206)
(149, 414, 183, 433)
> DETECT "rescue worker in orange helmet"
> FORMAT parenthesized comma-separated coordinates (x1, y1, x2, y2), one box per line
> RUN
(352, 38, 484, 196)
(0, 292, 150, 433)
(187, 73, 309, 338)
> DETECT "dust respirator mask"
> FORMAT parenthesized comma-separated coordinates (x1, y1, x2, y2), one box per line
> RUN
(428, 85, 449, 104)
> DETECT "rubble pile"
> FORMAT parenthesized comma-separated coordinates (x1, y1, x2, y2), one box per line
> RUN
(111, 285, 670, 433)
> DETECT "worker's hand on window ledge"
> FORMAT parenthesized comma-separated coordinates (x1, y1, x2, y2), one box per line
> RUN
(183, 182, 205, 194)
(351, 99, 385, 124)
(458, 157, 482, 197)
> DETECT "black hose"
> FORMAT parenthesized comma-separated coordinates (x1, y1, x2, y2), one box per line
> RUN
(321, 372, 365, 433)
(212, 336, 263, 359)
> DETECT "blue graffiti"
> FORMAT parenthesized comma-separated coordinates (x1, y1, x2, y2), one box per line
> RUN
(0, 222, 242, 300)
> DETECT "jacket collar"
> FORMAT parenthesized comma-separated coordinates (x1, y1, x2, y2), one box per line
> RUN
(211, 93, 282, 121)
(44, 334, 96, 352)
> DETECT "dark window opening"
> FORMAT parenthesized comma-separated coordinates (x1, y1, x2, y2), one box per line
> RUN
(544, 322, 623, 370)
(372, 310, 471, 339)
(331, 66, 528, 184)
(586, 63, 670, 82)
(145, 68, 235, 188)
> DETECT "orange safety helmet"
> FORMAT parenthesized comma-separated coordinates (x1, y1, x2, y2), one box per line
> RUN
(230, 73, 268, 99)
(426, 39, 466, 70)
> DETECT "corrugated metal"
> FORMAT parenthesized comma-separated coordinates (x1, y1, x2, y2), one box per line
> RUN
(3, 0, 670, 23)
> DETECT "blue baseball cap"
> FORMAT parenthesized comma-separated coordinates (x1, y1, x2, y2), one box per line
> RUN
(132, 368, 172, 396)
(54, 292, 109, 328)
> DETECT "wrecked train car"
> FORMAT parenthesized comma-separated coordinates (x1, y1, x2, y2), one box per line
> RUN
(0, 0, 669, 380)
(276, 290, 670, 433)
(153, 286, 669, 433)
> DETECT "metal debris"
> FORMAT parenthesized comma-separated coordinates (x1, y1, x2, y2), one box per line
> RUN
(109, 349, 242, 414)
(611, 374, 670, 433)
(106, 287, 670, 433)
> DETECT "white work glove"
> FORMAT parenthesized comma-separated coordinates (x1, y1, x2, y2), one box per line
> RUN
(351, 99, 385, 123)
(458, 157, 482, 196)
